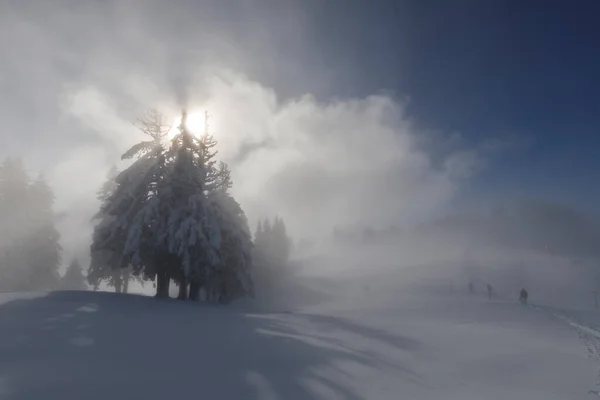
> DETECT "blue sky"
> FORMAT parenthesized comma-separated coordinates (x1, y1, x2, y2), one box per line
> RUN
(238, 0, 600, 211)
(304, 1, 594, 218)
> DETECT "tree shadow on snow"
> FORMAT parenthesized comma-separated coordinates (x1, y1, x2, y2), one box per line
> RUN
(0, 291, 423, 400)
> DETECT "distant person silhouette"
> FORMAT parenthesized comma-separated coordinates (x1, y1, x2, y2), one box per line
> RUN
(519, 288, 528, 305)
(486, 284, 493, 300)
(468, 281, 474, 294)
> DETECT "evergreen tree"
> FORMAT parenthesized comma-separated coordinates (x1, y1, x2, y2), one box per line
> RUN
(263, 218, 272, 236)
(88, 166, 138, 293)
(262, 218, 273, 258)
(271, 216, 292, 265)
(251, 215, 293, 294)
(197, 120, 220, 192)
(253, 215, 292, 269)
(99, 165, 119, 203)
(90, 108, 255, 304)
(0, 158, 31, 289)
(0, 159, 62, 291)
(90, 109, 171, 297)
(206, 174, 253, 303)
(26, 175, 61, 290)
(161, 110, 221, 301)
(62, 258, 87, 290)
(255, 220, 264, 243)
(213, 161, 232, 192)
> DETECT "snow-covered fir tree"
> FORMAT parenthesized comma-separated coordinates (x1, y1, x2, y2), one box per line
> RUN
(0, 158, 61, 291)
(0, 158, 30, 289)
(206, 163, 254, 303)
(254, 216, 292, 269)
(161, 111, 221, 300)
(62, 258, 87, 290)
(271, 216, 292, 266)
(252, 215, 293, 290)
(26, 175, 62, 290)
(88, 166, 139, 293)
(90, 109, 171, 296)
(90, 108, 253, 302)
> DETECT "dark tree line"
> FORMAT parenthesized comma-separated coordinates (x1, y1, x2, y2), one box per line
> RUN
(0, 157, 85, 291)
(252, 216, 293, 287)
(254, 217, 292, 269)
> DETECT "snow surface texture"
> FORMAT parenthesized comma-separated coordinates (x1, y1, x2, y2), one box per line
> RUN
(1, 278, 600, 399)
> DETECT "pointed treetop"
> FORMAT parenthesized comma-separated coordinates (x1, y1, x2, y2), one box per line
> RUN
(255, 220, 263, 239)
(124, 109, 171, 160)
(214, 162, 232, 192)
(204, 110, 210, 136)
(263, 218, 272, 233)
(180, 109, 188, 131)
(30, 174, 53, 198)
(273, 216, 287, 236)
(175, 108, 196, 147)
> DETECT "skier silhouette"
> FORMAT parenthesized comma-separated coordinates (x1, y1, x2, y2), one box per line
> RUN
(519, 288, 528, 305)
(468, 281, 474, 294)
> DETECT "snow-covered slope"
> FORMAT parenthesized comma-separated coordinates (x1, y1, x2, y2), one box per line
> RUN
(0, 282, 599, 399)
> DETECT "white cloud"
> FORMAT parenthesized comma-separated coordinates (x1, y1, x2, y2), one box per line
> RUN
(177, 71, 482, 238)
(37, 69, 493, 250)
(0, 1, 499, 257)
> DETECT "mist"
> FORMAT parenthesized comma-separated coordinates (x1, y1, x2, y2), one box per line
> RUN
(1, 1, 598, 306)
(3, 3, 600, 399)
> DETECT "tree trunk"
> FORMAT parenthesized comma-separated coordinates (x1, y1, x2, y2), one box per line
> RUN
(177, 277, 188, 300)
(155, 272, 163, 297)
(123, 270, 130, 294)
(156, 270, 169, 298)
(164, 272, 171, 297)
(114, 278, 122, 294)
(189, 282, 200, 301)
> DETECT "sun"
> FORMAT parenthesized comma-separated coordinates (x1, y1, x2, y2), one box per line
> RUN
(170, 110, 206, 138)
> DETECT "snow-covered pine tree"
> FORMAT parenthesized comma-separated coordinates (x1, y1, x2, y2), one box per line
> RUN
(255, 220, 264, 243)
(252, 218, 266, 259)
(263, 217, 275, 263)
(272, 216, 282, 262)
(271, 216, 292, 266)
(197, 114, 220, 193)
(90, 109, 171, 297)
(88, 166, 138, 293)
(89, 165, 117, 290)
(62, 258, 87, 290)
(161, 110, 221, 301)
(263, 218, 272, 237)
(0, 158, 30, 289)
(0, 158, 62, 290)
(252, 215, 293, 291)
(206, 163, 254, 303)
(194, 124, 255, 302)
(91, 108, 253, 303)
(26, 175, 61, 290)
(208, 192, 253, 302)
